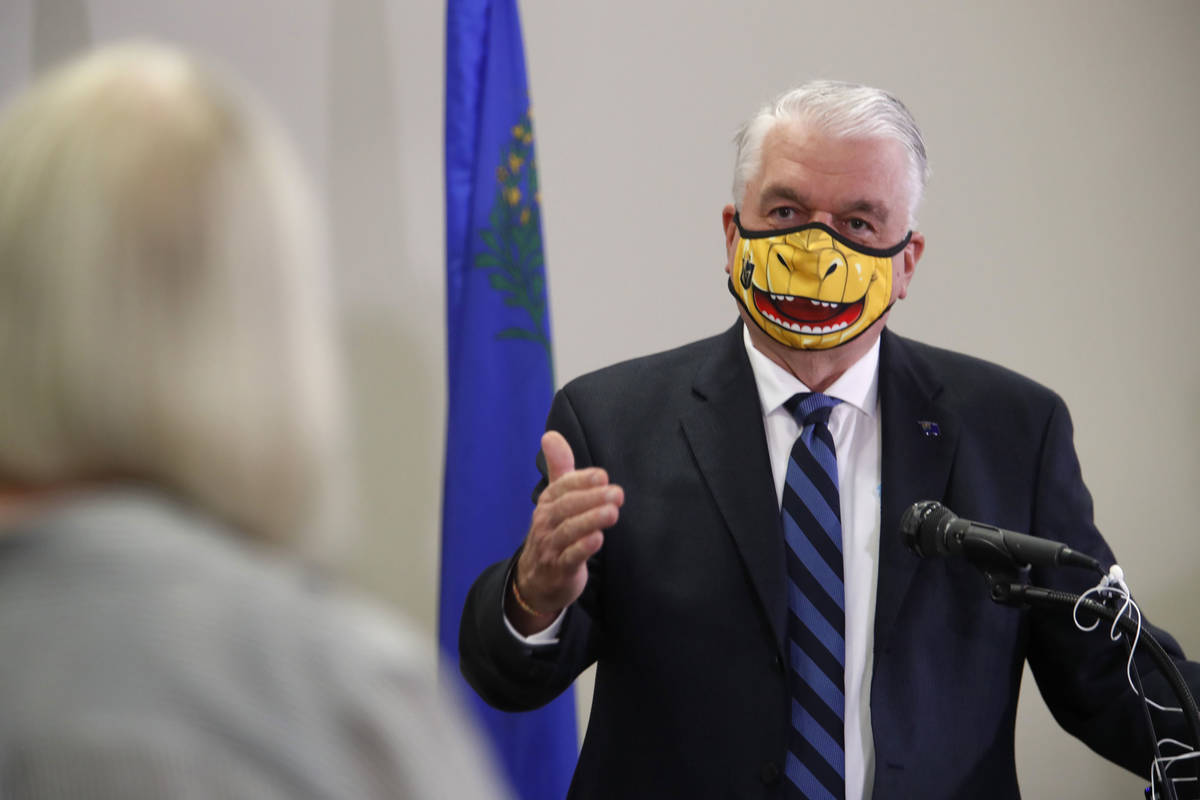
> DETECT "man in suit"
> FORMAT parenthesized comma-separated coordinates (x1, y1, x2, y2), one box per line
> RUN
(459, 80, 1199, 799)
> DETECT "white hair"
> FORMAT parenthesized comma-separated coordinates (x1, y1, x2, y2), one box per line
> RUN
(732, 80, 930, 225)
(0, 42, 349, 554)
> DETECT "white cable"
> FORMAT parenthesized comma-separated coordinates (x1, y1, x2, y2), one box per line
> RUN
(1072, 564, 1183, 714)
(1080, 566, 1196, 799)
(1151, 741, 1200, 800)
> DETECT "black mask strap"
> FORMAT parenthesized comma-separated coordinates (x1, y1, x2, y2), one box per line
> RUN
(733, 212, 911, 259)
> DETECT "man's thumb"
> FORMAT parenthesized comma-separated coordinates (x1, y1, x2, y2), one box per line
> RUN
(541, 430, 575, 483)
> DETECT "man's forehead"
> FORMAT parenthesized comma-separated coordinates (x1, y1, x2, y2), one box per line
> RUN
(761, 122, 906, 173)
(752, 123, 910, 218)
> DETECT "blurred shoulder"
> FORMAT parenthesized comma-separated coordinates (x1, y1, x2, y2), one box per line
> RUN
(0, 487, 510, 799)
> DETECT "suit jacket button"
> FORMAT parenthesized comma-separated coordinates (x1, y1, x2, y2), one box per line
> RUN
(760, 761, 781, 784)
(774, 653, 785, 673)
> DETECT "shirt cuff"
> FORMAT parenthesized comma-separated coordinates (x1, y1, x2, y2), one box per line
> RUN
(502, 606, 566, 644)
(500, 565, 566, 645)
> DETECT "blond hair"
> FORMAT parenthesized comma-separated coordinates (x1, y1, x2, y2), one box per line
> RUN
(0, 42, 348, 551)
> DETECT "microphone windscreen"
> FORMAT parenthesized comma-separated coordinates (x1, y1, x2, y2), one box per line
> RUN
(901, 500, 950, 557)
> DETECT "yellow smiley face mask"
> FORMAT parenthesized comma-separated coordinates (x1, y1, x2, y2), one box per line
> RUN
(728, 213, 912, 350)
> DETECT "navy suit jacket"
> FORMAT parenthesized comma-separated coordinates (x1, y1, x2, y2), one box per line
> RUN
(460, 322, 1198, 799)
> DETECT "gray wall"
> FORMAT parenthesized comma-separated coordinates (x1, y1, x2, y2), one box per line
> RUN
(3, 1, 1197, 796)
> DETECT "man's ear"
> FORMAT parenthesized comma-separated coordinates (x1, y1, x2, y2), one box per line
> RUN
(894, 230, 924, 300)
(722, 204, 738, 274)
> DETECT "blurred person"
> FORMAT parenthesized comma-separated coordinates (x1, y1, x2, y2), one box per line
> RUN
(0, 42, 508, 799)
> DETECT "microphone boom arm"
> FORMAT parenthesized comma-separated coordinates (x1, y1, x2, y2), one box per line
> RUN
(991, 578, 1200, 791)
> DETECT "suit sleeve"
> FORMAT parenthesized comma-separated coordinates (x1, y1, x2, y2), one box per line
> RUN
(1025, 396, 1200, 773)
(458, 387, 605, 712)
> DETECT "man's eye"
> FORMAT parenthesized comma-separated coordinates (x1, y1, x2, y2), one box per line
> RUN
(847, 218, 868, 230)
(771, 207, 795, 220)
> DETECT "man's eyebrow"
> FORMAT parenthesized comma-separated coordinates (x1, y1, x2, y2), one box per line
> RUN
(838, 199, 890, 224)
(759, 184, 808, 208)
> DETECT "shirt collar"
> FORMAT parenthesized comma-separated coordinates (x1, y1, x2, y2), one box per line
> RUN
(742, 324, 880, 419)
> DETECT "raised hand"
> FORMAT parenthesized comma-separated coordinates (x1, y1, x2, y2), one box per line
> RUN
(507, 431, 623, 635)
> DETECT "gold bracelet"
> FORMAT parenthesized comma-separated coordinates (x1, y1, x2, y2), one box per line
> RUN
(511, 576, 554, 618)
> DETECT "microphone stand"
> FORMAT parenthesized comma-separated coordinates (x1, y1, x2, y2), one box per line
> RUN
(984, 567, 1200, 798)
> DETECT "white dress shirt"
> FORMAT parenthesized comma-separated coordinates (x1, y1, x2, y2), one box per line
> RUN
(743, 325, 880, 800)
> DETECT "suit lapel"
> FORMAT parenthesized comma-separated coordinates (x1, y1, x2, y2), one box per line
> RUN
(676, 326, 963, 660)
(875, 329, 960, 653)
(680, 323, 787, 655)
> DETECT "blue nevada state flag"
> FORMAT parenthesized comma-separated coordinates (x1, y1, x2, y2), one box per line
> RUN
(441, 1, 577, 798)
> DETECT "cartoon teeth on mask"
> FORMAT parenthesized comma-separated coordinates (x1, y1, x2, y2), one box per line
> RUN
(728, 213, 911, 351)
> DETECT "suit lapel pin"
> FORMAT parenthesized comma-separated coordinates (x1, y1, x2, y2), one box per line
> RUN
(918, 420, 940, 437)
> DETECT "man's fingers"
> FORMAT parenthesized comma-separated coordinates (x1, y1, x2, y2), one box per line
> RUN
(538, 484, 624, 526)
(527, 491, 619, 561)
(543, 502, 619, 554)
(541, 431, 575, 484)
(538, 466, 610, 503)
(531, 486, 621, 549)
(559, 531, 604, 571)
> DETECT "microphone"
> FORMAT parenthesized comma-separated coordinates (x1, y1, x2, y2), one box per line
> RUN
(901, 501, 1103, 574)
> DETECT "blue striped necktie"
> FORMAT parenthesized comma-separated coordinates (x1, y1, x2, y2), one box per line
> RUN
(781, 392, 845, 800)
